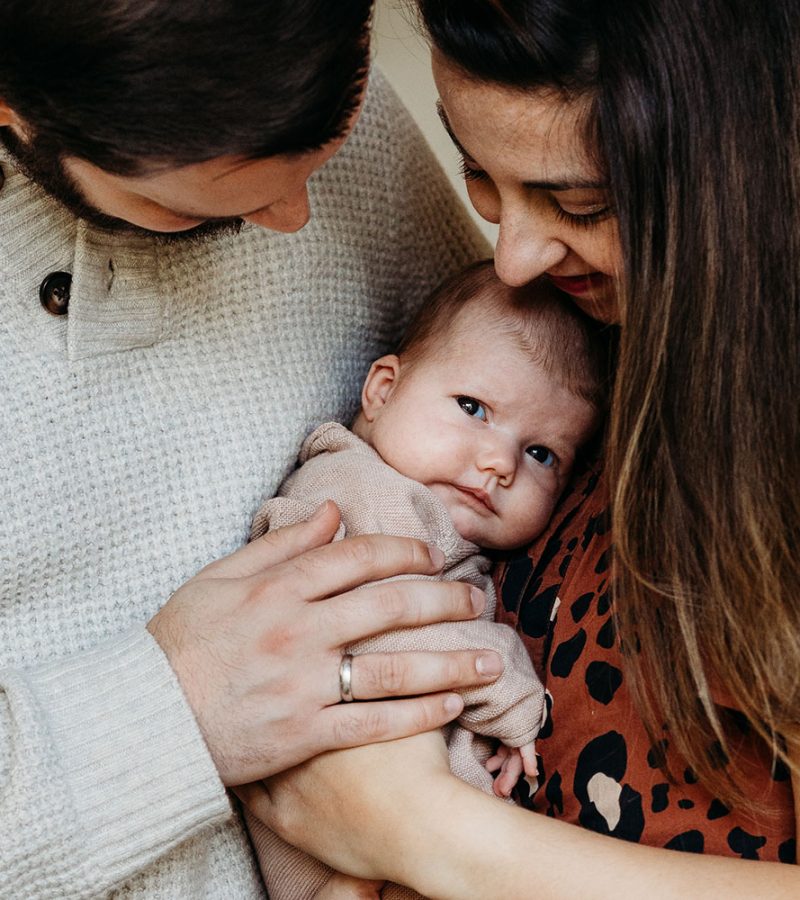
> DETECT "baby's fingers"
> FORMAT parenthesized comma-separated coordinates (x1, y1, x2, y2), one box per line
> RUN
(520, 741, 539, 778)
(493, 747, 524, 798)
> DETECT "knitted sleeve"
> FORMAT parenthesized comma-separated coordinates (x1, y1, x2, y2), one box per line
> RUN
(0, 629, 230, 899)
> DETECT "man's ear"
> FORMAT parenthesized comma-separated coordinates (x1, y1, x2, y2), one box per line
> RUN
(360, 354, 402, 422)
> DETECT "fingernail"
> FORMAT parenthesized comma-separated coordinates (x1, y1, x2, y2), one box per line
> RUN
(443, 694, 463, 717)
(476, 652, 503, 677)
(428, 544, 445, 569)
(470, 586, 486, 614)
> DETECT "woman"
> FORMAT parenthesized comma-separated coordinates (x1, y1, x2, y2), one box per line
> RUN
(241, 0, 800, 894)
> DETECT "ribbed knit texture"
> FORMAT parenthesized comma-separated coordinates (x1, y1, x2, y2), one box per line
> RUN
(0, 69, 486, 900)
(247, 424, 544, 900)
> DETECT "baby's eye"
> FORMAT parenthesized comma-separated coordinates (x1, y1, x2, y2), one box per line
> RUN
(527, 445, 556, 467)
(457, 396, 487, 421)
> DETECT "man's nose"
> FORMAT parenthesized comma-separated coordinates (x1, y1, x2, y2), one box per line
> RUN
(493, 205, 568, 287)
(244, 186, 311, 233)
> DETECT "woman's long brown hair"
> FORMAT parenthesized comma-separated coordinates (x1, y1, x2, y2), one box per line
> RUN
(418, 0, 800, 805)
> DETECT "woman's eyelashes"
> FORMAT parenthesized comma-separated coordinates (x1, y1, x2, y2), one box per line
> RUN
(457, 395, 487, 420)
(552, 202, 613, 229)
(458, 156, 489, 183)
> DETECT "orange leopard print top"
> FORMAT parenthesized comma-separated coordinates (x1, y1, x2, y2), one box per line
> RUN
(494, 455, 796, 861)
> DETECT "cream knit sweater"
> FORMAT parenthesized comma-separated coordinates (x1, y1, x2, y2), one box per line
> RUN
(0, 70, 485, 899)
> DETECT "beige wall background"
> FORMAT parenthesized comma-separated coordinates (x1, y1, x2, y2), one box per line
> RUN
(372, 1, 498, 242)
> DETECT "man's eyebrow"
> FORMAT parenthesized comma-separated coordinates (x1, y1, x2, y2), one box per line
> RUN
(436, 101, 607, 192)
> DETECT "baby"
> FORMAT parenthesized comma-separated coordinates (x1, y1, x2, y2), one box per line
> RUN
(245, 260, 606, 899)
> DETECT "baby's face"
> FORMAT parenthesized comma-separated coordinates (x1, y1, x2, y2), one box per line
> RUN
(362, 307, 599, 549)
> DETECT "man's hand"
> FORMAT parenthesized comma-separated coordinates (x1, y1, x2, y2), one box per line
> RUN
(147, 501, 503, 784)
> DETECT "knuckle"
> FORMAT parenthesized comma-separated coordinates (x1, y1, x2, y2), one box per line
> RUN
(332, 705, 387, 746)
(376, 655, 407, 694)
(443, 654, 464, 685)
(346, 535, 381, 568)
(407, 538, 433, 570)
(408, 699, 437, 733)
(376, 585, 412, 628)
(455, 581, 479, 616)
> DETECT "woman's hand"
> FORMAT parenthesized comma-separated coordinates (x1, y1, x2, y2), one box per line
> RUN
(148, 501, 502, 785)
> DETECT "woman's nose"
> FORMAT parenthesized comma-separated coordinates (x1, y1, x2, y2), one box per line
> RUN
(244, 186, 311, 233)
(494, 208, 568, 287)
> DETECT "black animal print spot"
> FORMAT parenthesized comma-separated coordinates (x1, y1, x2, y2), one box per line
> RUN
(585, 660, 623, 704)
(570, 592, 593, 623)
(647, 739, 669, 769)
(545, 771, 564, 818)
(567, 537, 578, 551)
(596, 589, 612, 616)
(500, 556, 536, 614)
(678, 799, 695, 810)
(708, 741, 729, 770)
(573, 731, 644, 843)
(539, 691, 553, 739)
(778, 838, 796, 864)
(596, 616, 616, 649)
(550, 629, 587, 678)
(594, 548, 611, 574)
(707, 799, 730, 820)
(727, 826, 767, 860)
(683, 768, 698, 785)
(559, 554, 573, 577)
(665, 830, 704, 854)
(580, 511, 603, 550)
(651, 783, 670, 813)
(519, 583, 558, 638)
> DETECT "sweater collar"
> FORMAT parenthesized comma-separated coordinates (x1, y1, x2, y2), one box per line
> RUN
(0, 149, 167, 360)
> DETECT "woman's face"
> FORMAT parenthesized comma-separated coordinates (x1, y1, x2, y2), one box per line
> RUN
(433, 52, 622, 324)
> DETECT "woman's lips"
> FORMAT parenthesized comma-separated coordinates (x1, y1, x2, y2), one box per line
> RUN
(548, 273, 609, 297)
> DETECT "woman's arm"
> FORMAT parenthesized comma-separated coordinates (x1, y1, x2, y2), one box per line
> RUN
(243, 732, 800, 899)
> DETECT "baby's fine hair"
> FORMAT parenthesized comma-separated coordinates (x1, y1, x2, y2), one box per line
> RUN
(398, 259, 613, 412)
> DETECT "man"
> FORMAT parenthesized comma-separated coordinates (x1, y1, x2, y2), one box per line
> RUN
(0, 2, 493, 896)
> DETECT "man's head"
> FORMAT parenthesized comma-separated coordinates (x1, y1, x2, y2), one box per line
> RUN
(354, 260, 608, 549)
(0, 0, 373, 235)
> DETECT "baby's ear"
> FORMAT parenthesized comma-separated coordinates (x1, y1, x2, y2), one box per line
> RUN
(360, 354, 401, 422)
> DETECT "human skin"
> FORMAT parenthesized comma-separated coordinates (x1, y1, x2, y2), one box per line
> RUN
(238, 731, 800, 899)
(0, 95, 505, 783)
(238, 59, 800, 893)
(432, 51, 622, 326)
(354, 302, 598, 550)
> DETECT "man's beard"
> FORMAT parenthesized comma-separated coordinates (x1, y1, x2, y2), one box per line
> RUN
(0, 128, 245, 244)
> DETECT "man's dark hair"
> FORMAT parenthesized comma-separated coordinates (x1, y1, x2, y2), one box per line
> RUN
(0, 0, 373, 174)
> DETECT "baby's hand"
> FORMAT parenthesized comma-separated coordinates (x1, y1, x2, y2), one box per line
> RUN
(485, 741, 538, 798)
(315, 872, 386, 899)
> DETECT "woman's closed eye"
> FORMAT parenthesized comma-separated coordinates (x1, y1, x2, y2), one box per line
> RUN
(457, 395, 487, 421)
(553, 202, 613, 229)
(458, 156, 489, 183)
(458, 153, 613, 228)
(527, 445, 556, 468)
